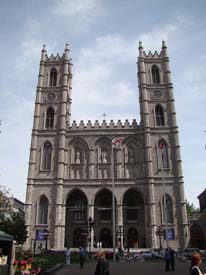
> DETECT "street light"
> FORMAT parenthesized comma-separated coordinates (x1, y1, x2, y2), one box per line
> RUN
(84, 216, 94, 261)
(156, 226, 164, 249)
(42, 229, 50, 251)
(116, 225, 124, 249)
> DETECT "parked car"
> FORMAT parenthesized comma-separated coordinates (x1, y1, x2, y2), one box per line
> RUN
(143, 250, 157, 259)
(181, 248, 200, 259)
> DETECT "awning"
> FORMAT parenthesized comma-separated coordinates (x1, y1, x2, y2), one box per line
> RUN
(0, 231, 14, 241)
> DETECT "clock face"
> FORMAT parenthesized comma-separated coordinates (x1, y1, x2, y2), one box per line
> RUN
(154, 90, 162, 98)
(47, 93, 56, 101)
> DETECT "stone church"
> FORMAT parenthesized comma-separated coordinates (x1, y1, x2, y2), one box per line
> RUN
(25, 41, 189, 250)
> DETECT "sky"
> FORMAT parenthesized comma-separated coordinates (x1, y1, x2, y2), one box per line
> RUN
(0, 0, 206, 207)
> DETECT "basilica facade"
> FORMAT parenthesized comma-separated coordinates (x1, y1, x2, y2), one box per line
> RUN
(25, 42, 189, 250)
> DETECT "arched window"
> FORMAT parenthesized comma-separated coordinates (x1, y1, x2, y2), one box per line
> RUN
(158, 139, 169, 168)
(49, 68, 57, 87)
(125, 195, 138, 221)
(155, 105, 165, 126)
(161, 194, 173, 224)
(152, 65, 160, 84)
(42, 142, 52, 170)
(99, 197, 111, 221)
(46, 107, 54, 129)
(38, 195, 48, 224)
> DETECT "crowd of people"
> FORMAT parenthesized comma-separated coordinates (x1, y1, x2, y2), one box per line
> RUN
(65, 246, 205, 275)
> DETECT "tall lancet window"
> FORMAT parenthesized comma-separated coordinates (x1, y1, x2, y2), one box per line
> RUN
(42, 141, 52, 170)
(38, 195, 48, 224)
(49, 68, 57, 87)
(161, 194, 173, 224)
(155, 104, 165, 126)
(152, 65, 160, 84)
(158, 139, 169, 168)
(46, 107, 54, 129)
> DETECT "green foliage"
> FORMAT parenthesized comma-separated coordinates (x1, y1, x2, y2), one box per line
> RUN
(0, 185, 12, 217)
(35, 252, 65, 270)
(0, 185, 27, 244)
(186, 200, 198, 218)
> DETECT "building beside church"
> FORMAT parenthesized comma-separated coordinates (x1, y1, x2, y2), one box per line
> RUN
(189, 189, 206, 248)
(25, 41, 189, 250)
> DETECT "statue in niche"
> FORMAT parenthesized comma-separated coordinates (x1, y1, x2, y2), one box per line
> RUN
(128, 149, 135, 163)
(75, 149, 81, 164)
(101, 150, 108, 164)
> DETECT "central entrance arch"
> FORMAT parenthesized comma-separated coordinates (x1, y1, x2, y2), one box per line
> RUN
(100, 228, 112, 248)
(127, 227, 139, 248)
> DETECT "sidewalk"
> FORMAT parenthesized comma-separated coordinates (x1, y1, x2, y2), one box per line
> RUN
(54, 261, 206, 275)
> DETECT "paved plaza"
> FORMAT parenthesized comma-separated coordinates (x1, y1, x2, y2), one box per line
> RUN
(55, 261, 206, 275)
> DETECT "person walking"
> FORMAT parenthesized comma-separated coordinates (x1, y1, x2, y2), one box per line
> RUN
(66, 247, 71, 265)
(79, 247, 85, 269)
(164, 248, 170, 271)
(169, 248, 175, 271)
(190, 253, 205, 275)
(94, 250, 110, 275)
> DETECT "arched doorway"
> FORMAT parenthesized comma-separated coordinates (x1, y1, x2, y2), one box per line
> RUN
(65, 189, 88, 247)
(94, 188, 117, 248)
(127, 227, 139, 248)
(123, 188, 145, 247)
(190, 224, 205, 249)
(100, 228, 112, 248)
(73, 228, 86, 248)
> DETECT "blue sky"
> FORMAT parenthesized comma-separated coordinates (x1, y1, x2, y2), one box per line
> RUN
(0, 0, 206, 207)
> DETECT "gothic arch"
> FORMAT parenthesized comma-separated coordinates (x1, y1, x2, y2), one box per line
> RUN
(68, 137, 89, 164)
(95, 136, 112, 163)
(155, 104, 165, 126)
(42, 141, 52, 170)
(152, 64, 160, 84)
(46, 107, 55, 129)
(68, 138, 89, 179)
(65, 189, 88, 247)
(37, 195, 49, 225)
(122, 188, 146, 247)
(49, 68, 57, 87)
(157, 138, 169, 169)
(94, 188, 117, 223)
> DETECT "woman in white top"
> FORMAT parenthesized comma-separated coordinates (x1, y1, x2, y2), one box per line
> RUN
(190, 253, 205, 275)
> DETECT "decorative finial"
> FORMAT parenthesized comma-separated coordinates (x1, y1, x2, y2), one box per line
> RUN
(65, 43, 70, 51)
(162, 40, 167, 49)
(139, 41, 143, 49)
(42, 44, 46, 51)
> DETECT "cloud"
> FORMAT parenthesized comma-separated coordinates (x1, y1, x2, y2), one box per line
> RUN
(52, 0, 102, 32)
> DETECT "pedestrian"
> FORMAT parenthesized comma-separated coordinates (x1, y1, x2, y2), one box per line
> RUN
(189, 253, 205, 275)
(164, 248, 170, 271)
(94, 250, 110, 275)
(66, 247, 71, 265)
(169, 247, 175, 271)
(79, 247, 85, 269)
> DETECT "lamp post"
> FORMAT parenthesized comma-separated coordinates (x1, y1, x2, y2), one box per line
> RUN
(42, 229, 50, 251)
(116, 225, 124, 249)
(156, 226, 164, 249)
(86, 216, 95, 261)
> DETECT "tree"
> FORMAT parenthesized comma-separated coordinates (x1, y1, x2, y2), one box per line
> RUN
(186, 200, 199, 218)
(0, 185, 12, 217)
(0, 185, 27, 244)
(0, 211, 27, 244)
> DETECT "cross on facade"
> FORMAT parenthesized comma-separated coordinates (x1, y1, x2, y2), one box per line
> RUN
(102, 112, 107, 120)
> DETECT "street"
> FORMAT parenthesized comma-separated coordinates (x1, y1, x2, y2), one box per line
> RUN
(55, 260, 206, 275)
